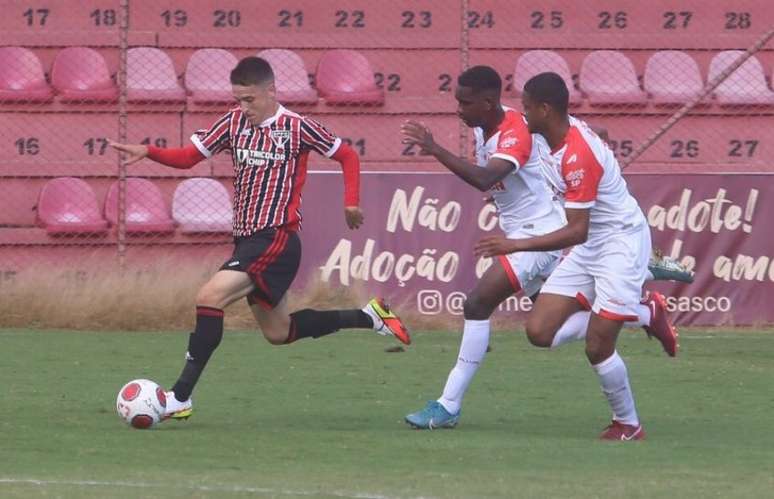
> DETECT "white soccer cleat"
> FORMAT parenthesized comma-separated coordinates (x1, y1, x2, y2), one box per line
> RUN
(163, 391, 193, 421)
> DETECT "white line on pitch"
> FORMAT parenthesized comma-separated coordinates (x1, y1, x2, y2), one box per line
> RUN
(0, 478, 434, 499)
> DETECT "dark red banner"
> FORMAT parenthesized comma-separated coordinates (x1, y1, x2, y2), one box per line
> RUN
(298, 172, 772, 326)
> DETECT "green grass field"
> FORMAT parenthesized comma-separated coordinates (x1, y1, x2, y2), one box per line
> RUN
(1, 328, 773, 499)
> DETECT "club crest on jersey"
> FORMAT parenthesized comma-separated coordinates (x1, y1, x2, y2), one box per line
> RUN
(566, 168, 585, 188)
(269, 129, 290, 148)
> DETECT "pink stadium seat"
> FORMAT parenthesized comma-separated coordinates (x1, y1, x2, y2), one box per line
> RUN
(514, 50, 581, 105)
(708, 51, 774, 106)
(257, 49, 317, 104)
(185, 48, 238, 104)
(172, 178, 232, 233)
(315, 50, 384, 105)
(51, 47, 118, 102)
(644, 51, 704, 106)
(579, 51, 647, 106)
(0, 47, 53, 103)
(127, 47, 186, 103)
(36, 178, 108, 235)
(104, 178, 175, 234)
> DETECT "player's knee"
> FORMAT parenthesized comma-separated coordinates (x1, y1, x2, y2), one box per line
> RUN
(261, 325, 289, 345)
(525, 317, 553, 348)
(463, 294, 493, 320)
(585, 337, 614, 364)
(196, 284, 228, 308)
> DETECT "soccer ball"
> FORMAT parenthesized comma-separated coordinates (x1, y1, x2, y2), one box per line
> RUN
(116, 379, 167, 429)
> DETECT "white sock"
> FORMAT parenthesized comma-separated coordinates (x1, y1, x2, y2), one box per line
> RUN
(632, 303, 651, 327)
(592, 351, 639, 426)
(550, 311, 590, 349)
(645, 269, 655, 281)
(550, 303, 654, 349)
(438, 320, 489, 414)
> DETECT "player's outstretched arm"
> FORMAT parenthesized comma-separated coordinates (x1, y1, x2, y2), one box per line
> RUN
(475, 208, 590, 256)
(400, 120, 513, 191)
(107, 139, 148, 165)
(108, 140, 205, 169)
(330, 142, 364, 230)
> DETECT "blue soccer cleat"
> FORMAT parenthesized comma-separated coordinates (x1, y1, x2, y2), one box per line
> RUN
(405, 401, 460, 430)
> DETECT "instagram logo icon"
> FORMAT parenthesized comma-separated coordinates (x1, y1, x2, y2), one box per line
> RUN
(417, 290, 443, 315)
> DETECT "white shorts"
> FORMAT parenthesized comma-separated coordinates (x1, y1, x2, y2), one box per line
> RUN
(499, 249, 562, 297)
(540, 224, 651, 321)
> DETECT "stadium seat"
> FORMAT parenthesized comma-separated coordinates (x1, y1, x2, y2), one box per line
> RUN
(257, 49, 318, 104)
(644, 51, 704, 106)
(185, 49, 238, 104)
(104, 178, 175, 234)
(315, 50, 384, 105)
(51, 47, 118, 102)
(513, 50, 581, 105)
(37, 177, 109, 235)
(172, 178, 232, 233)
(579, 51, 647, 106)
(127, 47, 186, 103)
(708, 51, 774, 106)
(0, 47, 53, 103)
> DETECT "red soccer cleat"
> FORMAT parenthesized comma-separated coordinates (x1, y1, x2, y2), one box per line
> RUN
(599, 420, 646, 441)
(642, 291, 679, 357)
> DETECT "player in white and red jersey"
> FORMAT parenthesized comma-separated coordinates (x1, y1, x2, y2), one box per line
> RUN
(400, 66, 566, 429)
(475, 72, 678, 441)
(109, 57, 409, 421)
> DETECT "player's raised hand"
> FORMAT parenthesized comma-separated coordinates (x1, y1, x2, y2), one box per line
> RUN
(400, 120, 439, 155)
(107, 139, 148, 165)
(474, 235, 518, 258)
(344, 206, 364, 229)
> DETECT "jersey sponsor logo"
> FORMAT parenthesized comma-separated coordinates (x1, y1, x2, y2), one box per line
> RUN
(236, 148, 287, 167)
(565, 168, 585, 188)
(270, 129, 290, 148)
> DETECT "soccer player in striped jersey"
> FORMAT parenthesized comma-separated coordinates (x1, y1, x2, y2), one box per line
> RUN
(109, 57, 409, 421)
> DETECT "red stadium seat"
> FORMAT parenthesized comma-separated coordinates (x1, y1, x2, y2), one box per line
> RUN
(316, 50, 384, 105)
(258, 49, 318, 105)
(644, 51, 704, 106)
(579, 51, 646, 106)
(172, 178, 232, 233)
(185, 49, 238, 104)
(104, 178, 175, 234)
(51, 47, 118, 103)
(127, 47, 186, 103)
(37, 177, 109, 235)
(513, 50, 581, 105)
(0, 47, 53, 103)
(708, 51, 774, 106)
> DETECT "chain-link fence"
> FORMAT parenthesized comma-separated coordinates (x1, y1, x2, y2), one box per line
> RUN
(1, 1, 772, 323)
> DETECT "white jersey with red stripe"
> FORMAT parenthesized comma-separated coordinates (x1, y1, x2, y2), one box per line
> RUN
(538, 115, 645, 240)
(473, 107, 565, 236)
(191, 104, 340, 237)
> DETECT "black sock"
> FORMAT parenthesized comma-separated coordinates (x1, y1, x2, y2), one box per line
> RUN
(285, 309, 373, 344)
(171, 306, 224, 401)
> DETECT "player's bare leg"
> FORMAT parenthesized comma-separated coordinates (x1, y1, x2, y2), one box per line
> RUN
(585, 314, 645, 441)
(406, 262, 515, 429)
(249, 296, 291, 344)
(524, 293, 583, 348)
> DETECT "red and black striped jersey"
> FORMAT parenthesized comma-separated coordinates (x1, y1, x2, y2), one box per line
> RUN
(191, 105, 341, 236)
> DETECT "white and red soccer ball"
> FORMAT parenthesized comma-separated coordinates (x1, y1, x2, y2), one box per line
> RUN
(116, 379, 167, 429)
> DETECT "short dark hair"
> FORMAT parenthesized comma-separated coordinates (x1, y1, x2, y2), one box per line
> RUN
(230, 57, 274, 86)
(523, 72, 569, 115)
(457, 65, 502, 95)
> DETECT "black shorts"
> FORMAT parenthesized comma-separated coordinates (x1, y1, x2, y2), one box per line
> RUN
(219, 228, 301, 309)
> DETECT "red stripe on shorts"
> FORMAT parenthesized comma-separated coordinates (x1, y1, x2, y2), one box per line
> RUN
(497, 255, 522, 293)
